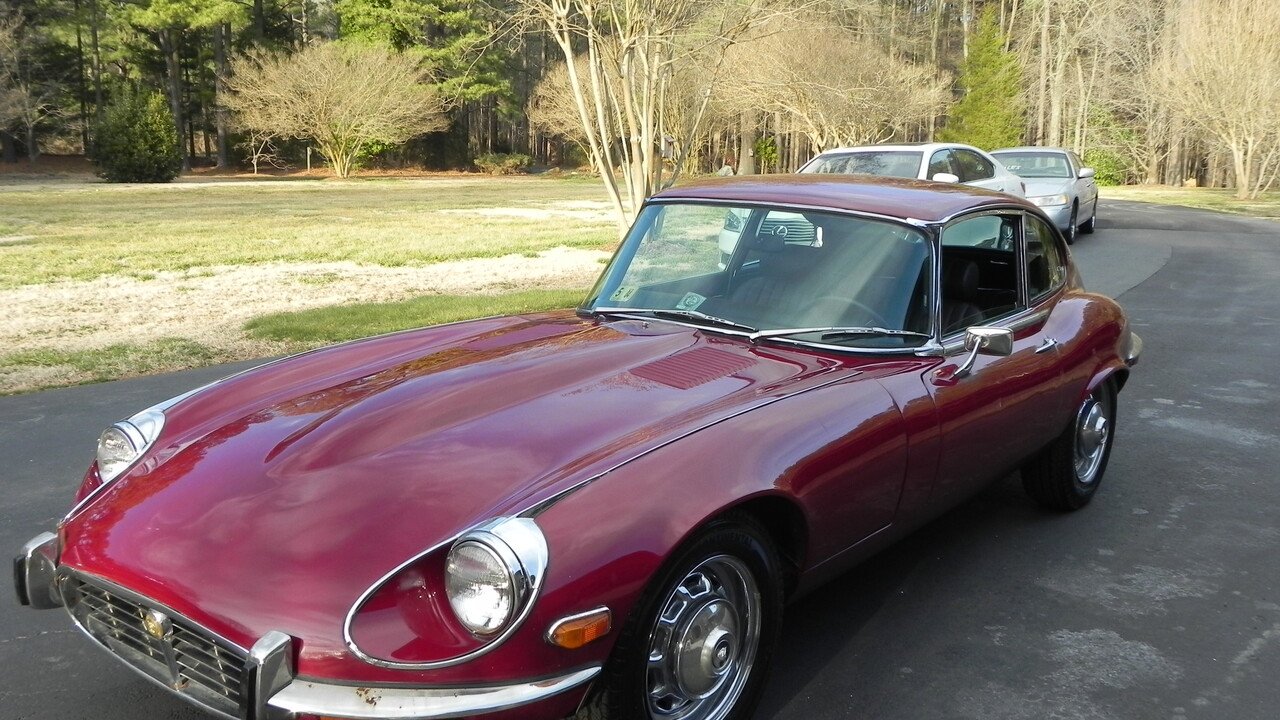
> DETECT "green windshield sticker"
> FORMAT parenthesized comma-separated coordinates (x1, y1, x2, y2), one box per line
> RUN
(676, 292, 706, 311)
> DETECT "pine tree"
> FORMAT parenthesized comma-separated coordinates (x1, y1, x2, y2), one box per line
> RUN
(91, 89, 183, 182)
(938, 8, 1023, 150)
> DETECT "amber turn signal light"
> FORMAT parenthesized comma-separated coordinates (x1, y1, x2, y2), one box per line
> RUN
(547, 607, 611, 649)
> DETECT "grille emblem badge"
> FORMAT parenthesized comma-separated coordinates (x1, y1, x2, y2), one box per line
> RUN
(142, 609, 172, 639)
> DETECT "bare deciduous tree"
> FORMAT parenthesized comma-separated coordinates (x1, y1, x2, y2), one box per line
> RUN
(223, 43, 448, 178)
(1161, 0, 1280, 199)
(512, 0, 806, 232)
(0, 11, 19, 130)
(723, 20, 950, 152)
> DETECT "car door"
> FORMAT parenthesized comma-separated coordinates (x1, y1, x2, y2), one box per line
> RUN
(923, 210, 1068, 511)
(955, 148, 1012, 193)
(1069, 150, 1098, 213)
(926, 148, 958, 181)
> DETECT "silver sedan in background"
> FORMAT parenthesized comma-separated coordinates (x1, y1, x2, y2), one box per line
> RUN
(992, 147, 1098, 244)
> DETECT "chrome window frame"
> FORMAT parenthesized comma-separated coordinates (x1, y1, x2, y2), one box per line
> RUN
(589, 197, 941, 356)
(935, 207, 1028, 353)
(1023, 213, 1069, 304)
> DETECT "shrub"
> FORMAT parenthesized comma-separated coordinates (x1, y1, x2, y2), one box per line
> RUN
(474, 153, 532, 175)
(1082, 148, 1129, 186)
(91, 89, 183, 183)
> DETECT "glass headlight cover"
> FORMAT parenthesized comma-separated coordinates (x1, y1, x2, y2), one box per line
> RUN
(445, 541, 516, 635)
(1030, 193, 1070, 207)
(95, 408, 166, 483)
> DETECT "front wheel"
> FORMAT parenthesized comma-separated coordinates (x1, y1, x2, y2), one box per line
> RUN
(577, 517, 784, 720)
(1022, 382, 1116, 511)
(1064, 204, 1079, 244)
(1080, 204, 1097, 234)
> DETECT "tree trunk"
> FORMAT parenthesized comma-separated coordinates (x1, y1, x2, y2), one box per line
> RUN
(88, 0, 104, 132)
(26, 122, 39, 163)
(738, 112, 757, 175)
(73, 0, 90, 150)
(0, 131, 16, 163)
(159, 28, 189, 171)
(214, 23, 230, 168)
(253, 0, 266, 41)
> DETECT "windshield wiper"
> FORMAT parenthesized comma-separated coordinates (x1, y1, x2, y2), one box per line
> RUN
(592, 307, 759, 334)
(751, 326, 931, 342)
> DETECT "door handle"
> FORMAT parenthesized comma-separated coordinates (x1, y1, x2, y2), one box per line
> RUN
(1035, 337, 1059, 354)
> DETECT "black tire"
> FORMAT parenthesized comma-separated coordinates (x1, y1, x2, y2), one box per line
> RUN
(577, 515, 785, 720)
(1022, 382, 1116, 511)
(1064, 203, 1078, 245)
(1080, 204, 1097, 234)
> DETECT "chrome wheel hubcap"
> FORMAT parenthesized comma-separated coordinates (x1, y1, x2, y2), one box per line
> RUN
(646, 555, 760, 720)
(1074, 395, 1110, 483)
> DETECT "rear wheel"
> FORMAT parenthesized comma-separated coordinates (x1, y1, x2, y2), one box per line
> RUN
(1022, 382, 1116, 511)
(577, 517, 784, 720)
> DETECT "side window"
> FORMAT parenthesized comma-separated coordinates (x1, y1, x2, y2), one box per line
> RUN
(955, 150, 994, 182)
(1025, 216, 1066, 300)
(939, 215, 1021, 334)
(928, 150, 956, 179)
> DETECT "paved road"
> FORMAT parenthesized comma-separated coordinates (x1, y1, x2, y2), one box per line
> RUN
(2, 201, 1277, 719)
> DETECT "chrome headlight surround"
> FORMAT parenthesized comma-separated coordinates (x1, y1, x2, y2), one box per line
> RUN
(95, 409, 166, 483)
(445, 518, 548, 638)
(1029, 193, 1071, 208)
(344, 516, 550, 669)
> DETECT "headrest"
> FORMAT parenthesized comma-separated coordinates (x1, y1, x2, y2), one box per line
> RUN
(942, 258, 979, 301)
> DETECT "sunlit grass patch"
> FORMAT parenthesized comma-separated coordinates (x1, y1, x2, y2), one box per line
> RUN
(244, 288, 587, 344)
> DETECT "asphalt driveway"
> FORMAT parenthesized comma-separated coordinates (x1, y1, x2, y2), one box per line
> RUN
(2, 200, 1278, 719)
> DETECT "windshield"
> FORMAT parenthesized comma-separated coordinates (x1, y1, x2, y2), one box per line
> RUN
(992, 151, 1072, 178)
(585, 202, 934, 349)
(801, 151, 923, 179)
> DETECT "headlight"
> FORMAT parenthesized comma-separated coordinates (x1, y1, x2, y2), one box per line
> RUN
(445, 541, 516, 635)
(95, 409, 165, 483)
(723, 210, 744, 232)
(1029, 194, 1070, 207)
(443, 518, 547, 638)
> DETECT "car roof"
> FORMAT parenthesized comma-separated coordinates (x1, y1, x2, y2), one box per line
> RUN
(650, 174, 1036, 224)
(992, 147, 1071, 155)
(814, 142, 981, 155)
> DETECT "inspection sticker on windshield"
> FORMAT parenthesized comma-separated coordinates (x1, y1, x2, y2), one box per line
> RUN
(610, 286, 637, 302)
(676, 292, 706, 310)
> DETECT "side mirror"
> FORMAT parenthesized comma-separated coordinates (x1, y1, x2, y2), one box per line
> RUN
(1078, 167, 1096, 179)
(953, 326, 1014, 379)
(931, 172, 960, 184)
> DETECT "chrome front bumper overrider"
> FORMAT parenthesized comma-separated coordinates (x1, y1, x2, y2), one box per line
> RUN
(16, 532, 599, 720)
(1125, 332, 1143, 367)
(266, 666, 601, 719)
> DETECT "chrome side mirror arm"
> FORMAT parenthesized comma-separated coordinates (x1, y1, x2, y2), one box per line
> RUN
(952, 326, 1015, 380)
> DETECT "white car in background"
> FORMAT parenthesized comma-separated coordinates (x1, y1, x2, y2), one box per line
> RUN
(992, 147, 1098, 245)
(718, 142, 1024, 263)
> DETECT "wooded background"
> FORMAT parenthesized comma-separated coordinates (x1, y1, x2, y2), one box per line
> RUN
(2, 0, 1278, 206)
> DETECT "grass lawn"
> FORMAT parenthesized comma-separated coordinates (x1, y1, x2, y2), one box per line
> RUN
(246, 287, 587, 344)
(0, 175, 617, 288)
(1100, 185, 1280, 220)
(0, 175, 618, 394)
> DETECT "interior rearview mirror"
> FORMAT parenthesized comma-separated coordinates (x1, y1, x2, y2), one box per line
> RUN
(1078, 167, 1096, 179)
(931, 172, 960, 184)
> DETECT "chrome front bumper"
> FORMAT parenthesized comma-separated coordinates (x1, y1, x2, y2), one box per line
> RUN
(15, 532, 600, 720)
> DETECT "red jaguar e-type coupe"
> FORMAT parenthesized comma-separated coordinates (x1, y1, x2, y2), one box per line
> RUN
(16, 175, 1140, 720)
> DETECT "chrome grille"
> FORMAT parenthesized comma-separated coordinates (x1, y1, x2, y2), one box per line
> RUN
(66, 576, 247, 718)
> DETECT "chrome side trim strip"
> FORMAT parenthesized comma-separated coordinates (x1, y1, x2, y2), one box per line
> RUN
(267, 666, 601, 720)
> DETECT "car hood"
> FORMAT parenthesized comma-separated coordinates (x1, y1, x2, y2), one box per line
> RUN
(58, 312, 846, 649)
(1021, 177, 1073, 197)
